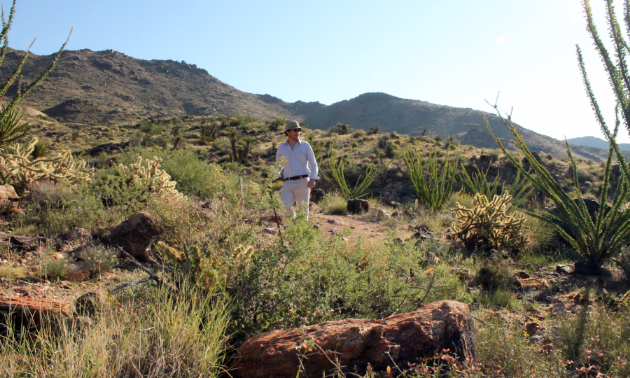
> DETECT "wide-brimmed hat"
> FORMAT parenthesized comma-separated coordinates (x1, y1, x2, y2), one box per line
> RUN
(285, 120, 302, 132)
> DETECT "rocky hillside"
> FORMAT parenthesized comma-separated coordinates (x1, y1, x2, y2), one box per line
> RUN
(1, 48, 614, 161)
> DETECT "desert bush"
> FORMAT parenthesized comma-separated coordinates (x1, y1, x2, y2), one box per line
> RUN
(321, 194, 348, 215)
(212, 136, 230, 152)
(474, 259, 513, 292)
(27, 180, 74, 209)
(146, 149, 226, 200)
(229, 218, 470, 340)
(403, 148, 459, 212)
(352, 130, 365, 138)
(475, 316, 570, 377)
(0, 266, 26, 280)
(328, 122, 354, 135)
(554, 301, 630, 377)
(39, 255, 67, 281)
(452, 192, 528, 253)
(79, 244, 118, 274)
(0, 285, 230, 377)
(367, 125, 379, 135)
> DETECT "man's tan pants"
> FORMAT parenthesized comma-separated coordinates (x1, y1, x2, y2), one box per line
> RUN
(280, 177, 310, 220)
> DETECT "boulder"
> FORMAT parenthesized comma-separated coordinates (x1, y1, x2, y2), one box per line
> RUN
(75, 292, 105, 317)
(64, 261, 91, 282)
(573, 261, 603, 276)
(376, 209, 390, 221)
(84, 141, 130, 157)
(107, 212, 163, 261)
(231, 300, 476, 378)
(310, 189, 325, 204)
(0, 184, 19, 214)
(10, 235, 38, 248)
(63, 227, 92, 241)
(347, 199, 369, 214)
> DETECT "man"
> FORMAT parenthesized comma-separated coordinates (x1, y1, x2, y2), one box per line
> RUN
(276, 120, 318, 220)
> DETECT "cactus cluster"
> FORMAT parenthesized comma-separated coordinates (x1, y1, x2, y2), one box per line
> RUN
(196, 244, 254, 289)
(0, 138, 93, 190)
(452, 192, 527, 252)
(119, 156, 185, 200)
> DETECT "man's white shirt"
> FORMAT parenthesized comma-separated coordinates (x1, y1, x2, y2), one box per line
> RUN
(276, 139, 318, 179)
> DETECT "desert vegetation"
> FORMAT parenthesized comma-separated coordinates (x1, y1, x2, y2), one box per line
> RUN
(2, 0, 630, 377)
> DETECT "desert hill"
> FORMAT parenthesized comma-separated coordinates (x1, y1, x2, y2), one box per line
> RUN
(0, 47, 615, 161)
(567, 136, 630, 151)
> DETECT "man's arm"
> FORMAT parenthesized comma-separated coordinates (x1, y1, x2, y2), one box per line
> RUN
(305, 142, 318, 179)
(275, 143, 285, 179)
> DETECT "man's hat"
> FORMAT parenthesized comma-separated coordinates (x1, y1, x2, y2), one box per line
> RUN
(285, 120, 302, 132)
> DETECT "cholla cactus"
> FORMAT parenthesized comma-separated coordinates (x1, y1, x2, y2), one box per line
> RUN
(0, 138, 93, 190)
(196, 244, 254, 289)
(452, 192, 527, 252)
(119, 156, 185, 200)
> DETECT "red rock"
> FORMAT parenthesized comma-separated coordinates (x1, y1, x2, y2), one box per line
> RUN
(0, 296, 70, 329)
(0, 184, 19, 214)
(231, 300, 477, 378)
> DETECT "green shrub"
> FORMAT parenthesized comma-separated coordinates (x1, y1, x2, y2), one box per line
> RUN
(147, 149, 226, 200)
(40, 256, 67, 281)
(352, 130, 365, 138)
(328, 122, 354, 135)
(80, 244, 118, 275)
(321, 194, 348, 215)
(229, 218, 470, 340)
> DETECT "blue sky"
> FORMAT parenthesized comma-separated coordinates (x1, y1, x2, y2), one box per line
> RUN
(8, 0, 628, 141)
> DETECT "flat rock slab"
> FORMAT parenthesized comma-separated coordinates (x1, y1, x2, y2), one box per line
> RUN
(231, 300, 476, 378)
(0, 296, 70, 331)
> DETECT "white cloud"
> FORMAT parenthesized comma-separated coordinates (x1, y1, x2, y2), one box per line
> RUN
(496, 35, 506, 45)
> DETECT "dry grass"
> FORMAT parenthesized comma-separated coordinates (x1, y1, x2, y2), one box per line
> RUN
(0, 285, 230, 377)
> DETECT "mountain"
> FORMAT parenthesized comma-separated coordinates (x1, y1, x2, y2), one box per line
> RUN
(0, 48, 615, 161)
(567, 136, 630, 151)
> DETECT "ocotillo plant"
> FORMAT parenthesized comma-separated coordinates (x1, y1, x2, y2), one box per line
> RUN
(320, 145, 392, 199)
(487, 109, 630, 267)
(0, 0, 71, 148)
(458, 164, 533, 208)
(403, 147, 459, 213)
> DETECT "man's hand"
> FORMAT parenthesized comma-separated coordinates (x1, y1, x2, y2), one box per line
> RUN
(307, 179, 316, 189)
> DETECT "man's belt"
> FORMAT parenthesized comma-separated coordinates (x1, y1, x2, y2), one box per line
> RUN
(284, 174, 310, 181)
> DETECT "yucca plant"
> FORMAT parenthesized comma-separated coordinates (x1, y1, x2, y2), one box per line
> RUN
(0, 0, 70, 149)
(458, 164, 533, 208)
(403, 147, 459, 212)
(320, 145, 392, 199)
